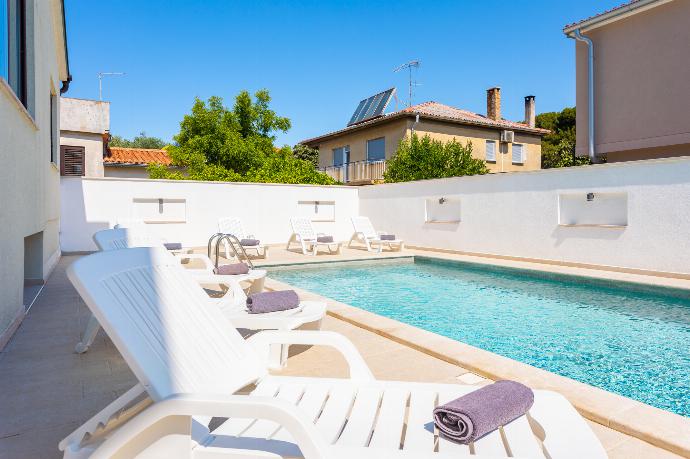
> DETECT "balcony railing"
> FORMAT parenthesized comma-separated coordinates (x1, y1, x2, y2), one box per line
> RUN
(321, 160, 387, 184)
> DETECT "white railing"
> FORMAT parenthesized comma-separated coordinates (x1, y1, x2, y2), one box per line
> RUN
(322, 160, 387, 184)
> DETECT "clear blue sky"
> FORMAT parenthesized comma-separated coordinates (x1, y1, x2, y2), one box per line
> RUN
(64, 0, 621, 146)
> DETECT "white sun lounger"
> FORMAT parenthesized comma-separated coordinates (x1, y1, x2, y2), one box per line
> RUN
(349, 216, 404, 253)
(287, 217, 341, 256)
(61, 246, 606, 459)
(76, 230, 324, 356)
(218, 217, 269, 259)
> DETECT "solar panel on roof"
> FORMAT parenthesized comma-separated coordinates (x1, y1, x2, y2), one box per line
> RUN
(347, 88, 395, 126)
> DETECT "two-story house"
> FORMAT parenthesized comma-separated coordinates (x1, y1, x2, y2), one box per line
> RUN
(564, 0, 690, 162)
(0, 0, 71, 349)
(302, 88, 549, 184)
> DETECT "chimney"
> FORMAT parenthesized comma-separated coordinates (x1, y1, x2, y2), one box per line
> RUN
(524, 95, 536, 128)
(486, 87, 501, 121)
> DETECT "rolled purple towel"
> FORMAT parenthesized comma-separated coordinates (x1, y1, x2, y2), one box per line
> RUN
(240, 238, 260, 246)
(379, 234, 396, 241)
(214, 262, 250, 275)
(163, 242, 183, 250)
(316, 235, 334, 243)
(433, 380, 534, 444)
(246, 290, 300, 314)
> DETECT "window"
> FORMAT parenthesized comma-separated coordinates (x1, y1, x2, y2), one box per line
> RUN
(3, 0, 28, 106)
(332, 146, 350, 167)
(50, 92, 57, 163)
(485, 140, 496, 162)
(60, 145, 85, 177)
(366, 137, 385, 162)
(512, 143, 525, 164)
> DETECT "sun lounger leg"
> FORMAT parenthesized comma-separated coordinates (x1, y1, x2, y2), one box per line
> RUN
(75, 313, 101, 353)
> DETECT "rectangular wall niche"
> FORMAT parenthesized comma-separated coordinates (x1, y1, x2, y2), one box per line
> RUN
(297, 200, 335, 222)
(558, 192, 628, 228)
(425, 197, 461, 223)
(132, 198, 186, 223)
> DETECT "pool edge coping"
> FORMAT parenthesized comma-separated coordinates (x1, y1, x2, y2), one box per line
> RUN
(263, 276, 690, 457)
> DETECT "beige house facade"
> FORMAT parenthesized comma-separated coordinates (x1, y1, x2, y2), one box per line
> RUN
(303, 88, 548, 184)
(0, 0, 70, 348)
(59, 97, 109, 177)
(565, 0, 690, 162)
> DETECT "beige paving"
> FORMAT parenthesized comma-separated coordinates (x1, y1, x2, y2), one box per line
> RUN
(0, 253, 685, 458)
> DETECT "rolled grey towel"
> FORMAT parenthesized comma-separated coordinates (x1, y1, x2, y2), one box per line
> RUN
(214, 263, 250, 275)
(316, 235, 334, 243)
(379, 234, 396, 241)
(247, 290, 300, 314)
(240, 238, 260, 246)
(433, 380, 534, 444)
(163, 242, 183, 250)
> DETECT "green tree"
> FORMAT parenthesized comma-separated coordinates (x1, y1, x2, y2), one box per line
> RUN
(149, 90, 335, 185)
(383, 134, 489, 183)
(109, 131, 167, 149)
(537, 107, 594, 168)
(168, 91, 291, 175)
(292, 144, 320, 168)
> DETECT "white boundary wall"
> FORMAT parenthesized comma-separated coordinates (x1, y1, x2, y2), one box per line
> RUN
(61, 157, 690, 275)
(60, 177, 359, 252)
(359, 156, 690, 275)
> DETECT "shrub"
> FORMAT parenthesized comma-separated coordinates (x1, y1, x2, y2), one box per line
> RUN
(383, 134, 489, 183)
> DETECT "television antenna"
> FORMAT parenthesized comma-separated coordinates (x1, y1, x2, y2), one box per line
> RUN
(393, 60, 421, 107)
(97, 72, 126, 100)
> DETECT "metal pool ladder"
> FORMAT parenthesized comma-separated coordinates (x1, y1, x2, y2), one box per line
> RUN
(207, 233, 254, 269)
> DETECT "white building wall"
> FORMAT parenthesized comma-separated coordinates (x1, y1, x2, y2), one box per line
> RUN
(0, 0, 65, 345)
(104, 165, 151, 179)
(60, 178, 360, 252)
(359, 157, 690, 275)
(60, 131, 105, 177)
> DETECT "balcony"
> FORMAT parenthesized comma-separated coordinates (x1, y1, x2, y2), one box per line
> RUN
(321, 160, 387, 185)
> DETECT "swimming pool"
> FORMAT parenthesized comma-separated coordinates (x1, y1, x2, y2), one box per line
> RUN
(269, 257, 690, 417)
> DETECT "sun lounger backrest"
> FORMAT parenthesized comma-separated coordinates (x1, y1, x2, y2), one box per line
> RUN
(352, 216, 377, 239)
(218, 217, 245, 239)
(67, 247, 266, 401)
(291, 217, 316, 240)
(93, 228, 163, 251)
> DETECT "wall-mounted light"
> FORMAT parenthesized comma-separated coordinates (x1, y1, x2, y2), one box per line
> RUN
(586, 192, 595, 202)
(438, 197, 447, 204)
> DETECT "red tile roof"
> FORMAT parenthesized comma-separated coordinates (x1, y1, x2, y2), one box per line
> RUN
(401, 101, 549, 133)
(301, 101, 548, 145)
(104, 147, 172, 166)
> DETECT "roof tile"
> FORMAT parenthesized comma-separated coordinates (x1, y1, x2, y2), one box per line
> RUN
(104, 147, 172, 166)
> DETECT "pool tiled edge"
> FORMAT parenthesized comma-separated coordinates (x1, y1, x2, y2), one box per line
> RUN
(263, 275, 690, 457)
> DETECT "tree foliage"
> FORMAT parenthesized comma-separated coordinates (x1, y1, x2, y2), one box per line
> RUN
(292, 144, 320, 167)
(383, 134, 489, 183)
(150, 90, 336, 185)
(110, 131, 167, 149)
(537, 107, 594, 168)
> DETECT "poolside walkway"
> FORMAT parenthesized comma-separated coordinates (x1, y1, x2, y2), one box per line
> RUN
(0, 252, 684, 458)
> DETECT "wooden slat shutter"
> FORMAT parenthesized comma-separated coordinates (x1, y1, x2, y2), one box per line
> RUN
(486, 141, 496, 161)
(512, 144, 524, 164)
(60, 145, 86, 176)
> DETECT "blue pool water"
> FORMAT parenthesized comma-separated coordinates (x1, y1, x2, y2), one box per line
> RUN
(270, 257, 690, 417)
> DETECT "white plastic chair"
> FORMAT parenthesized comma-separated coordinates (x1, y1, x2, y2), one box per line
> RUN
(349, 216, 404, 253)
(61, 246, 607, 459)
(287, 217, 341, 256)
(218, 217, 269, 259)
(75, 230, 324, 356)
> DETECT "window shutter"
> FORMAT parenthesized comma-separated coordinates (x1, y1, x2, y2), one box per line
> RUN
(60, 145, 86, 176)
(486, 141, 496, 161)
(512, 144, 524, 164)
